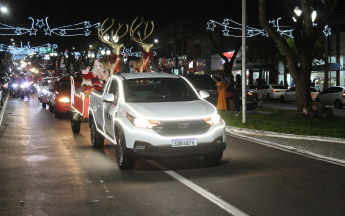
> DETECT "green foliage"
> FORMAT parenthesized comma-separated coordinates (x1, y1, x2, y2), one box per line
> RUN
(247, 37, 279, 64)
(220, 107, 345, 138)
(276, 37, 325, 65)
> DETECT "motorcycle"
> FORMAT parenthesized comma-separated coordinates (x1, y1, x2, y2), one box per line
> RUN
(19, 82, 28, 99)
(12, 82, 18, 98)
(30, 81, 35, 94)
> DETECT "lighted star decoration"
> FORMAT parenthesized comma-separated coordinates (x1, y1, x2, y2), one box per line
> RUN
(323, 25, 332, 36)
(29, 28, 38, 35)
(36, 19, 45, 28)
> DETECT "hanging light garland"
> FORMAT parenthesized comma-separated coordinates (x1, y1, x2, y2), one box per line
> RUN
(207, 17, 331, 38)
(0, 42, 58, 60)
(0, 17, 100, 36)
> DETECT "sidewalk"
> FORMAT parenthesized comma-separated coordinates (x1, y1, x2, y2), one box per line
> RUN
(226, 126, 345, 167)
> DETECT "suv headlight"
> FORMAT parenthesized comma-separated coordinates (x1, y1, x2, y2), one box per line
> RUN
(58, 97, 70, 102)
(126, 113, 159, 129)
(204, 114, 221, 125)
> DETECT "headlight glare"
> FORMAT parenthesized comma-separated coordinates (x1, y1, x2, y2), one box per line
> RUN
(59, 97, 70, 102)
(204, 114, 221, 125)
(127, 113, 159, 128)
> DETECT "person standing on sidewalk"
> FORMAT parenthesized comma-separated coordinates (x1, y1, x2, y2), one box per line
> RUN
(225, 74, 235, 113)
(234, 74, 242, 112)
(212, 73, 227, 112)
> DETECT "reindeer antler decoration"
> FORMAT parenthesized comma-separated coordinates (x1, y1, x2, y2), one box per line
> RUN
(98, 18, 129, 74)
(130, 17, 154, 72)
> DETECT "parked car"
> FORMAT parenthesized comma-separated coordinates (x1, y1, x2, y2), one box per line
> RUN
(37, 77, 52, 102)
(279, 86, 319, 103)
(47, 77, 72, 117)
(88, 72, 226, 170)
(257, 84, 287, 101)
(316, 86, 345, 109)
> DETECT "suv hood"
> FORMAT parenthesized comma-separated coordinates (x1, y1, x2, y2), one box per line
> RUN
(124, 100, 217, 120)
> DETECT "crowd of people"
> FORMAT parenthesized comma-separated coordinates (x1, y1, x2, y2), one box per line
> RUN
(212, 73, 243, 113)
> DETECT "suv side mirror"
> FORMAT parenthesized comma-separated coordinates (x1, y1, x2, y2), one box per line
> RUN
(199, 90, 210, 99)
(102, 93, 116, 103)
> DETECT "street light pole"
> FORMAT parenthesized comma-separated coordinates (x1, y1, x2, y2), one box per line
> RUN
(242, 0, 247, 124)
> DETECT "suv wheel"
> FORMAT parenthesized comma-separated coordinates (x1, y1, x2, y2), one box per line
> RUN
(203, 151, 223, 166)
(49, 104, 54, 113)
(335, 100, 342, 109)
(116, 130, 135, 170)
(90, 119, 104, 148)
(71, 113, 81, 133)
(54, 107, 60, 118)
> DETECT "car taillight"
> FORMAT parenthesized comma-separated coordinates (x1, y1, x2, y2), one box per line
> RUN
(272, 89, 278, 92)
(343, 93, 345, 98)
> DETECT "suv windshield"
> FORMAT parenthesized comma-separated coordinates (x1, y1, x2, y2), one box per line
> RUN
(57, 80, 71, 91)
(41, 80, 49, 86)
(123, 78, 199, 102)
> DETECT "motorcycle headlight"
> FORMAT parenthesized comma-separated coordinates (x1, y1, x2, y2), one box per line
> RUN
(204, 114, 221, 125)
(58, 97, 70, 102)
(12, 84, 18, 87)
(20, 84, 25, 88)
(126, 113, 159, 129)
(42, 89, 48, 94)
(24, 82, 28, 87)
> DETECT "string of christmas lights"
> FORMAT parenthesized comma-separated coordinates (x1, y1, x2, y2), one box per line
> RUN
(207, 18, 331, 38)
(0, 17, 100, 36)
(0, 42, 58, 60)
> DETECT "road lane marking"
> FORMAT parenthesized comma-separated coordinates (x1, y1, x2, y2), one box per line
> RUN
(0, 94, 9, 127)
(149, 161, 249, 216)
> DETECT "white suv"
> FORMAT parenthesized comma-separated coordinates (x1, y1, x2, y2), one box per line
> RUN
(316, 86, 345, 109)
(88, 72, 226, 169)
(37, 77, 51, 102)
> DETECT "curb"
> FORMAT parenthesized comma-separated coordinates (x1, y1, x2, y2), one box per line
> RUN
(227, 131, 345, 166)
(225, 126, 345, 144)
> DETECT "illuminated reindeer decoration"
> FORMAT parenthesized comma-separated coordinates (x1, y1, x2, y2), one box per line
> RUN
(130, 17, 154, 72)
(98, 18, 128, 74)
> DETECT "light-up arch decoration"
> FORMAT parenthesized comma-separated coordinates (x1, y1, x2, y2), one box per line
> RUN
(0, 17, 100, 36)
(0, 42, 58, 60)
(208, 18, 331, 38)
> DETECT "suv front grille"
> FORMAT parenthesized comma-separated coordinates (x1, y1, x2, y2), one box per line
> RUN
(152, 119, 211, 136)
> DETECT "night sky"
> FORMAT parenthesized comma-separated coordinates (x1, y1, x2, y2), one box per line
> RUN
(0, 0, 344, 49)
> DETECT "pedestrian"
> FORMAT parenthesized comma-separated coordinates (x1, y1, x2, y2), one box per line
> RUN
(279, 80, 283, 86)
(212, 73, 227, 112)
(225, 74, 235, 113)
(234, 74, 242, 112)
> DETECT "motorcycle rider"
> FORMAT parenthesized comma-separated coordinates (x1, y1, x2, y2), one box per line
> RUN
(17, 74, 30, 99)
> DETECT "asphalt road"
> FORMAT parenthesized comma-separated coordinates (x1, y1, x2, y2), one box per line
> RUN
(1, 93, 345, 216)
(261, 100, 345, 117)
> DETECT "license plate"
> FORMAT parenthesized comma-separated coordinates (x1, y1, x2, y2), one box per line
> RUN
(65, 106, 71, 109)
(172, 138, 197, 147)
